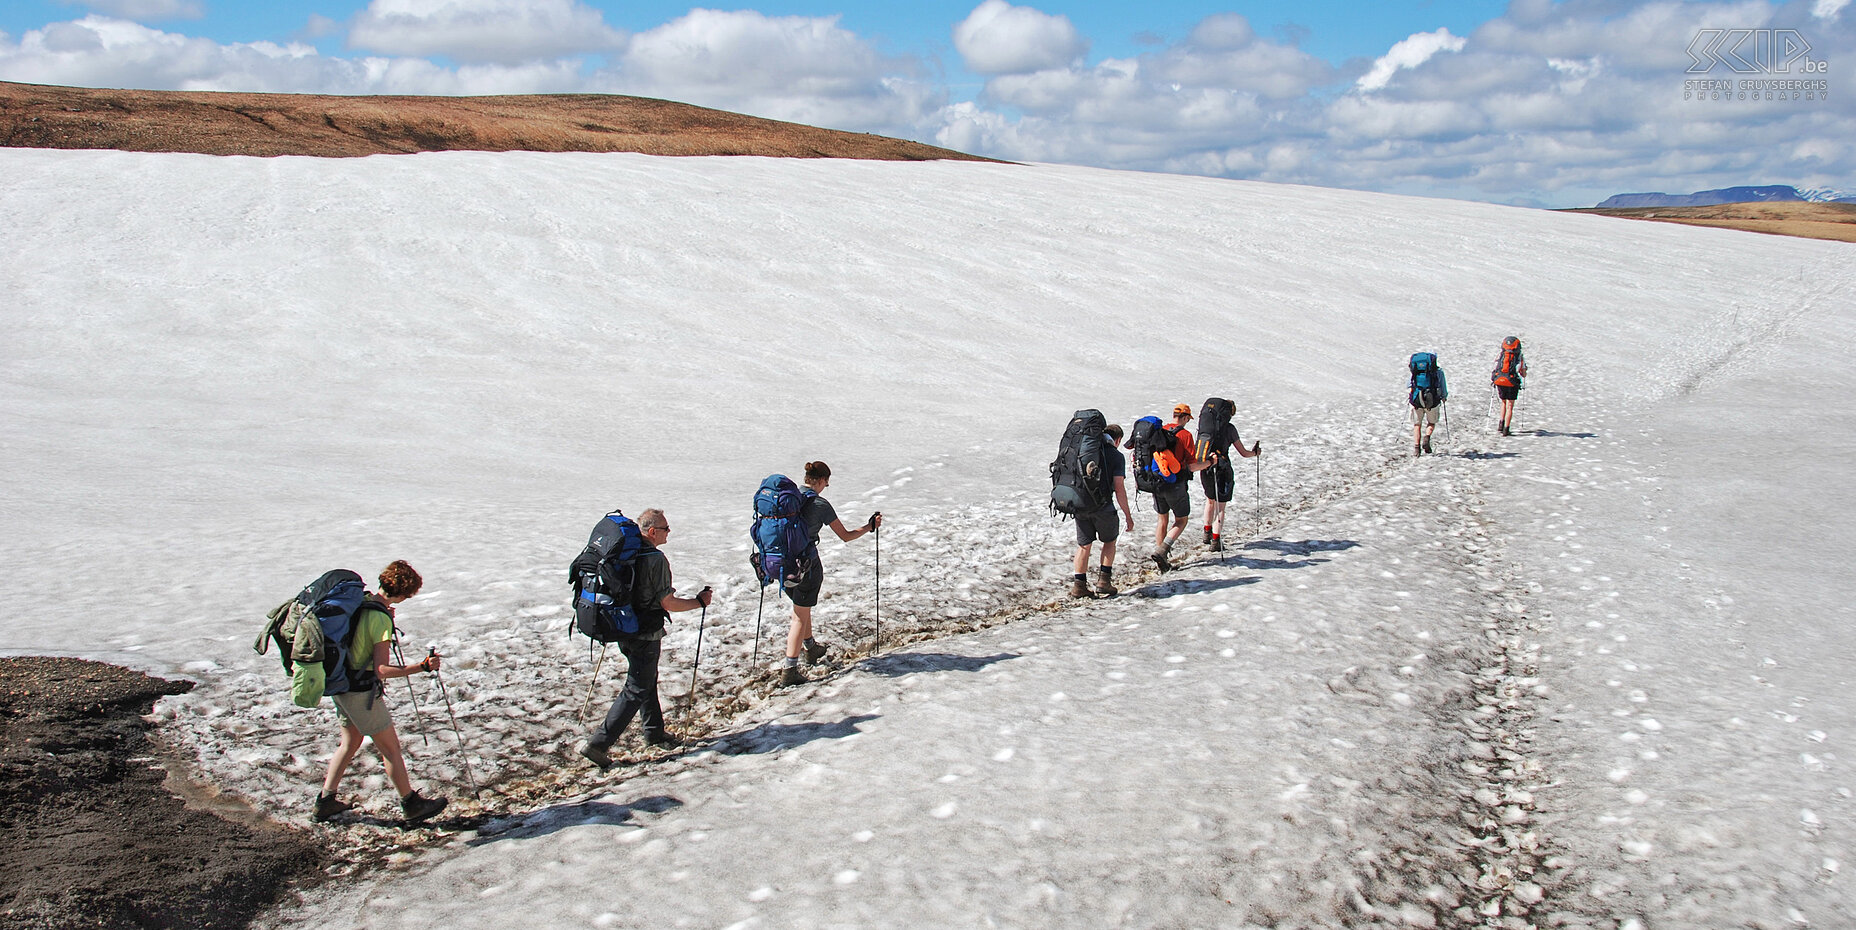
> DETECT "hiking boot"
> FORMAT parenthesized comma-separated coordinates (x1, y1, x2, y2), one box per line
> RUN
(1152, 545, 1171, 573)
(1092, 569, 1118, 597)
(312, 792, 352, 823)
(803, 639, 828, 665)
(1069, 576, 1090, 599)
(1202, 528, 1214, 546)
(400, 790, 448, 824)
(1209, 536, 1224, 553)
(780, 665, 807, 687)
(578, 740, 615, 771)
(643, 730, 683, 749)
(1414, 444, 1423, 457)
(1422, 438, 1433, 454)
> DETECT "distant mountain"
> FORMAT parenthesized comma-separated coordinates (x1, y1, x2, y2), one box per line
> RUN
(1597, 185, 1856, 208)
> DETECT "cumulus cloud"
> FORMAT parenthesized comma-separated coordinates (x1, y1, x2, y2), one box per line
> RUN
(1812, 0, 1851, 19)
(0, 15, 590, 94)
(348, 0, 625, 65)
(57, 0, 203, 21)
(953, 0, 1087, 75)
(1356, 27, 1466, 92)
(610, 9, 944, 138)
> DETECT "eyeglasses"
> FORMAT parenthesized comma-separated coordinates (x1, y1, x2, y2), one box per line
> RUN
(650, 525, 671, 534)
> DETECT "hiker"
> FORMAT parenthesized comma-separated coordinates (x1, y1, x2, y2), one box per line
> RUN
(315, 560, 449, 825)
(1150, 403, 1213, 571)
(1072, 423, 1134, 597)
(1409, 352, 1448, 455)
(1195, 398, 1261, 552)
(779, 461, 881, 686)
(1491, 336, 1528, 436)
(578, 509, 713, 770)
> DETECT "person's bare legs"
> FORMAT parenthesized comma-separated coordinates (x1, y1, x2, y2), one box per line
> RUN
(370, 726, 415, 796)
(786, 605, 813, 660)
(321, 723, 365, 795)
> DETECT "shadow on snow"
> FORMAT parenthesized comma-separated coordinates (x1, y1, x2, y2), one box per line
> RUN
(467, 794, 684, 846)
(715, 713, 882, 756)
(1133, 576, 1260, 598)
(863, 652, 1020, 677)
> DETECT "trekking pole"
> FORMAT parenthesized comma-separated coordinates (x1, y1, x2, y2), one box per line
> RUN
(1254, 449, 1263, 535)
(752, 587, 765, 666)
(578, 642, 608, 722)
(428, 647, 478, 799)
(1442, 402, 1453, 448)
(872, 522, 882, 657)
(685, 599, 708, 722)
(389, 633, 430, 748)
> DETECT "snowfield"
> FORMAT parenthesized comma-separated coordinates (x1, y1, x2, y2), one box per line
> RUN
(2, 148, 1853, 929)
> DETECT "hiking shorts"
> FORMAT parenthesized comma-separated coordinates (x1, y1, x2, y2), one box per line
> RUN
(1150, 482, 1190, 518)
(1074, 507, 1121, 546)
(1200, 461, 1235, 503)
(1496, 384, 1519, 401)
(332, 688, 391, 738)
(785, 553, 825, 608)
(1410, 404, 1441, 426)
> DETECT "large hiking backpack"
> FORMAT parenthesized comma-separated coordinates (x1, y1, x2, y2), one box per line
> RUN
(1049, 409, 1109, 516)
(1131, 416, 1186, 492)
(252, 569, 381, 708)
(1409, 353, 1447, 409)
(751, 475, 819, 591)
(1129, 415, 1168, 493)
(1491, 337, 1524, 389)
(1196, 397, 1236, 462)
(569, 510, 658, 642)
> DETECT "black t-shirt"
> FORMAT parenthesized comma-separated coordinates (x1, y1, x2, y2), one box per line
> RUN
(801, 494, 838, 544)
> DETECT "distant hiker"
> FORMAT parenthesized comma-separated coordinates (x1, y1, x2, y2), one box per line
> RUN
(1070, 422, 1133, 597)
(1145, 403, 1212, 571)
(1490, 336, 1527, 436)
(578, 509, 713, 770)
(314, 560, 449, 825)
(1194, 397, 1261, 552)
(1409, 352, 1448, 455)
(776, 461, 881, 687)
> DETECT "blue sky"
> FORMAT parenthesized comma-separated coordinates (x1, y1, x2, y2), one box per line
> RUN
(2, 0, 1852, 207)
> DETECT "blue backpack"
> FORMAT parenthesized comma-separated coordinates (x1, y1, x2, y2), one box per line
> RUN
(751, 475, 818, 591)
(1409, 352, 1448, 409)
(569, 510, 656, 642)
(254, 569, 380, 707)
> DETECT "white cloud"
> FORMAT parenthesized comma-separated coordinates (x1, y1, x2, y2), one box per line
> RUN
(58, 0, 203, 21)
(1356, 27, 1466, 92)
(953, 0, 1086, 76)
(348, 0, 625, 65)
(1812, 0, 1851, 19)
(611, 10, 943, 138)
(0, 15, 589, 95)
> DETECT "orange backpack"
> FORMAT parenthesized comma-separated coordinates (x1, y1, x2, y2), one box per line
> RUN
(1491, 338, 1524, 388)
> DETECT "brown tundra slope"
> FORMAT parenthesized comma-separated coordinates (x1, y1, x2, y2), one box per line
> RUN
(0, 80, 996, 161)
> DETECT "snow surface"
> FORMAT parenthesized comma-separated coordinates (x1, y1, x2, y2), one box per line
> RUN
(3, 148, 1854, 928)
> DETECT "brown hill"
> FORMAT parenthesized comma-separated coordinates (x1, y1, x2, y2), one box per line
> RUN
(0, 80, 995, 162)
(1565, 201, 1856, 244)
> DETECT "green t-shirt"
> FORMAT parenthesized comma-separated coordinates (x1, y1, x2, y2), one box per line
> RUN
(347, 602, 394, 672)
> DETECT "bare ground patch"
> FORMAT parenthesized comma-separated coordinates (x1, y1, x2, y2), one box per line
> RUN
(0, 81, 997, 163)
(1565, 201, 1856, 244)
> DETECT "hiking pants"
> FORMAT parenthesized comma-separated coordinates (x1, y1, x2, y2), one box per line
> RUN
(590, 637, 663, 747)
